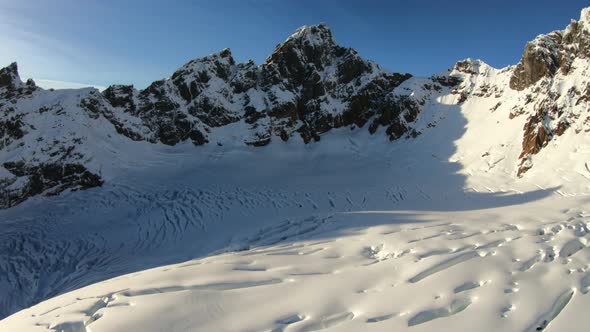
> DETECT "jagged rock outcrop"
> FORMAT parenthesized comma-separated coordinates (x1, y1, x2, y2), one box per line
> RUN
(0, 63, 19, 89)
(510, 8, 590, 91)
(1, 161, 102, 207)
(509, 32, 563, 91)
(0, 63, 104, 207)
(0, 63, 37, 99)
(509, 8, 590, 175)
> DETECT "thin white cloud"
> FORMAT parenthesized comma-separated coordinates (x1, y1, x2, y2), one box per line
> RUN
(0, 2, 123, 88)
(34, 79, 106, 91)
(0, 7, 80, 77)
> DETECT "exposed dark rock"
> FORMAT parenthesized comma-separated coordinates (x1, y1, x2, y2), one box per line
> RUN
(245, 134, 271, 146)
(554, 119, 570, 136)
(510, 9, 590, 171)
(80, 97, 103, 119)
(337, 51, 372, 84)
(457, 92, 468, 104)
(517, 111, 549, 176)
(0, 63, 37, 99)
(0, 63, 18, 89)
(0, 114, 25, 146)
(509, 32, 562, 91)
(1, 161, 103, 208)
(103, 85, 136, 111)
(244, 106, 266, 124)
(432, 75, 461, 87)
(454, 60, 478, 75)
(510, 12, 590, 91)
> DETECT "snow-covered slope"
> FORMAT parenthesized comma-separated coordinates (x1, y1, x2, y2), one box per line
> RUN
(4, 196, 590, 332)
(2, 6, 590, 332)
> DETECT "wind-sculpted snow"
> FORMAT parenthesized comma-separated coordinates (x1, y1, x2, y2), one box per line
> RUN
(0, 71, 583, 321)
(0, 121, 564, 321)
(0, 183, 347, 318)
(3, 196, 590, 331)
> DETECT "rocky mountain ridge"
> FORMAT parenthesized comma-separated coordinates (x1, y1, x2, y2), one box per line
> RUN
(2, 8, 590, 207)
(508, 8, 590, 175)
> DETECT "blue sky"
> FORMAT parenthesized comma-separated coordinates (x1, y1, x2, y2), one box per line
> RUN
(1, 0, 588, 89)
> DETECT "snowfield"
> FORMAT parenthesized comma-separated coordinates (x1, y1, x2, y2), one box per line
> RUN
(3, 7, 590, 332)
(1, 100, 590, 331)
(2, 190, 590, 332)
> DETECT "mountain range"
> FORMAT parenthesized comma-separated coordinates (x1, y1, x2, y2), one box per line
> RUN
(2, 7, 590, 332)
(2, 9, 590, 208)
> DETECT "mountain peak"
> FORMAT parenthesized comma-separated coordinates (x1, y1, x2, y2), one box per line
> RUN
(452, 58, 494, 76)
(263, 23, 350, 83)
(211, 48, 233, 59)
(285, 23, 335, 47)
(2, 62, 18, 74)
(170, 48, 236, 86)
(0, 62, 21, 89)
(182, 48, 235, 67)
(509, 7, 590, 91)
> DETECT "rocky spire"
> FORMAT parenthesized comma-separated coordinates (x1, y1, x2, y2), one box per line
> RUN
(264, 23, 348, 84)
(0, 62, 21, 89)
(510, 6, 590, 91)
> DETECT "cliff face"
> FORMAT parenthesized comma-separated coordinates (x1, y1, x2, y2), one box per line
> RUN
(508, 8, 590, 175)
(510, 9, 590, 91)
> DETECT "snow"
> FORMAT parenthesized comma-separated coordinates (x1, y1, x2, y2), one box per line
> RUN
(0, 166, 13, 178)
(285, 23, 332, 48)
(580, 7, 590, 32)
(2, 189, 590, 331)
(34, 79, 106, 91)
(3, 10, 590, 332)
(2, 86, 590, 330)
